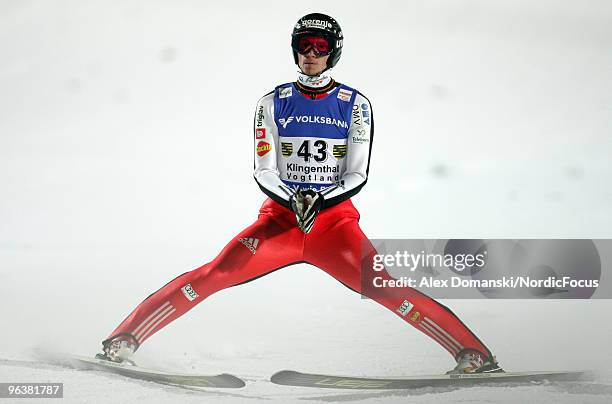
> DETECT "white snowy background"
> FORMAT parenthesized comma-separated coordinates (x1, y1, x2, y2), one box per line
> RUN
(1, 0, 611, 402)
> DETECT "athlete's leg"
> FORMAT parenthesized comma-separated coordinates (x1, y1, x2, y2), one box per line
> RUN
(105, 200, 303, 349)
(304, 201, 493, 361)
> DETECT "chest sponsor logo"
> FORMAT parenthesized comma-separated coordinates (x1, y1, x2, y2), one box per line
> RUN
(279, 115, 348, 129)
(256, 141, 271, 156)
(279, 87, 293, 98)
(337, 88, 353, 102)
(181, 284, 199, 302)
(281, 142, 293, 157)
(332, 144, 347, 159)
(255, 128, 266, 139)
(278, 117, 294, 129)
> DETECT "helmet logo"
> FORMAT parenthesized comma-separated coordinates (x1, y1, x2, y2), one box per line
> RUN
(299, 19, 333, 30)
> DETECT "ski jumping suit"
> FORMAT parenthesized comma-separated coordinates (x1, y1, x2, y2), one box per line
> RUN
(105, 80, 493, 362)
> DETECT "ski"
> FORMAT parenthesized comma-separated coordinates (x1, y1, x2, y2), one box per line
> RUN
(67, 355, 245, 388)
(270, 369, 587, 390)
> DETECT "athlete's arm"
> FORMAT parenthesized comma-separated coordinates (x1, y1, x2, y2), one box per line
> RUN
(253, 92, 294, 208)
(320, 92, 373, 208)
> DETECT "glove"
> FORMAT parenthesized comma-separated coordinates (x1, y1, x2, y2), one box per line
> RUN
(290, 188, 324, 234)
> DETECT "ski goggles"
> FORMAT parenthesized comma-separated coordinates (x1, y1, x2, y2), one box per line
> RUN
(293, 35, 332, 56)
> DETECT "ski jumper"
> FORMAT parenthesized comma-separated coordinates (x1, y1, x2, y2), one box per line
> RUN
(104, 81, 494, 362)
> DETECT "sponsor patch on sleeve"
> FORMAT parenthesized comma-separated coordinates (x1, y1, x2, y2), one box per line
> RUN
(397, 300, 414, 316)
(181, 284, 199, 302)
(255, 128, 266, 139)
(361, 102, 371, 125)
(256, 141, 272, 156)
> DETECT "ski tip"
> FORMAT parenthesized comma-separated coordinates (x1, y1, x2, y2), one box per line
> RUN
(271, 370, 301, 383)
(554, 370, 592, 381)
(219, 374, 247, 388)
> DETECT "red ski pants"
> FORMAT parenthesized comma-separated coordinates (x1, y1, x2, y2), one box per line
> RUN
(106, 198, 492, 361)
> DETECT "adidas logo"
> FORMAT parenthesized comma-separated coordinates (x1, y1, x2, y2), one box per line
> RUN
(238, 237, 259, 254)
(278, 117, 294, 129)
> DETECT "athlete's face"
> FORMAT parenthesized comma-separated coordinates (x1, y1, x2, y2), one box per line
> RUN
(298, 51, 329, 76)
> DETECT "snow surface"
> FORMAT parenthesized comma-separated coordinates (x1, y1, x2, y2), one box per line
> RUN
(1, 0, 612, 403)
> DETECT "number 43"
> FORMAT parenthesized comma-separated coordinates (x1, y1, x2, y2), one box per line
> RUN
(297, 139, 327, 162)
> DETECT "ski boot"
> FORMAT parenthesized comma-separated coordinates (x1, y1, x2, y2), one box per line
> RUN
(95, 334, 138, 365)
(446, 350, 504, 374)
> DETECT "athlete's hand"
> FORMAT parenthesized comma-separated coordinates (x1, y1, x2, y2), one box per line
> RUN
(290, 189, 324, 234)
